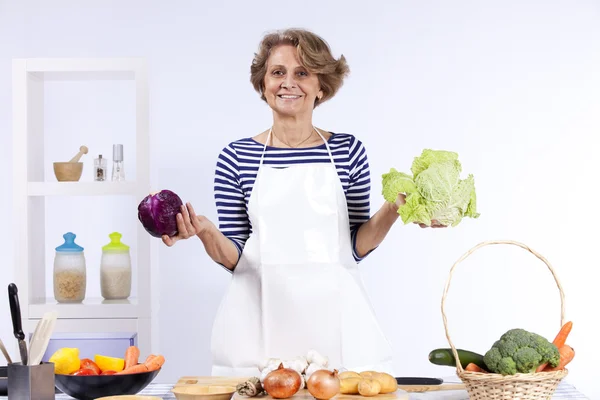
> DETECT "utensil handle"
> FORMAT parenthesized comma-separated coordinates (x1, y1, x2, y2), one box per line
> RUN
(0, 338, 12, 364)
(68, 145, 88, 163)
(8, 283, 25, 340)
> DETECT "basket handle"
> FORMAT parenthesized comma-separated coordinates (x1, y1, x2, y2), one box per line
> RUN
(440, 240, 565, 373)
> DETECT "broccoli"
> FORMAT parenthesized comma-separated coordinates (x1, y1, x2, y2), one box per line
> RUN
(483, 328, 560, 375)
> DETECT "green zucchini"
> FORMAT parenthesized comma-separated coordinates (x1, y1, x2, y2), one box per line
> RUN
(428, 348, 486, 369)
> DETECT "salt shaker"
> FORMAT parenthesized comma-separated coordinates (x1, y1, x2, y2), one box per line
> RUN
(100, 232, 131, 300)
(94, 154, 107, 181)
(53, 232, 86, 303)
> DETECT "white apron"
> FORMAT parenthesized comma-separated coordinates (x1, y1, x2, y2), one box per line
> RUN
(210, 128, 394, 377)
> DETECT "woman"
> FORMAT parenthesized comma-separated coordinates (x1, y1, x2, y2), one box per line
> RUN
(163, 28, 442, 377)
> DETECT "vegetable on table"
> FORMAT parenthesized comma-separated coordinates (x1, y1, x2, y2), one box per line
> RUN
(552, 321, 573, 348)
(339, 377, 361, 394)
(483, 328, 560, 375)
(381, 149, 480, 227)
(338, 371, 361, 380)
(115, 363, 148, 375)
(536, 321, 573, 372)
(236, 377, 265, 397)
(116, 353, 165, 375)
(124, 345, 140, 369)
(544, 345, 575, 371)
(357, 379, 380, 397)
(465, 363, 487, 373)
(337, 370, 397, 397)
(138, 189, 184, 237)
(145, 354, 165, 371)
(371, 373, 397, 394)
(306, 369, 340, 400)
(72, 368, 97, 376)
(79, 358, 101, 375)
(263, 363, 302, 399)
(428, 348, 486, 369)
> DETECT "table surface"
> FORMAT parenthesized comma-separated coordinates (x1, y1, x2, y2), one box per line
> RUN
(0, 377, 590, 400)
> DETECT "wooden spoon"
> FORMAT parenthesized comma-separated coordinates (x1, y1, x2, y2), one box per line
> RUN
(0, 337, 12, 364)
(68, 145, 89, 163)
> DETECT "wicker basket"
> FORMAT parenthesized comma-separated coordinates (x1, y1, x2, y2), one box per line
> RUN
(441, 240, 568, 400)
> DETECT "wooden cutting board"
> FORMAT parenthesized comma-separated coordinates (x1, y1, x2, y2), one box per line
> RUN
(174, 376, 249, 387)
(233, 389, 409, 400)
(174, 376, 465, 394)
(174, 377, 408, 400)
(396, 383, 465, 392)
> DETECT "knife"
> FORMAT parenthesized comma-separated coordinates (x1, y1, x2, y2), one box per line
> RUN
(8, 283, 28, 366)
(395, 377, 466, 392)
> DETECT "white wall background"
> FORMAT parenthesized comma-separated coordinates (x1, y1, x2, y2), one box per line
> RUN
(1, 0, 599, 398)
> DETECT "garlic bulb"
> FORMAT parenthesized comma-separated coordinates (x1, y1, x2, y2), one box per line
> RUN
(236, 377, 264, 397)
(285, 357, 309, 375)
(306, 350, 329, 367)
(260, 363, 279, 382)
(299, 375, 306, 389)
(259, 358, 283, 372)
(305, 362, 331, 380)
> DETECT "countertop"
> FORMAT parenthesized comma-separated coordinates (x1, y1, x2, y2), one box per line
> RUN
(0, 377, 590, 399)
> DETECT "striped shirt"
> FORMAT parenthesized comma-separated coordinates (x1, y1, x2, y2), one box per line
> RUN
(214, 132, 373, 263)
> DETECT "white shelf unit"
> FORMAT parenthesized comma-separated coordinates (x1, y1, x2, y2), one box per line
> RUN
(12, 58, 154, 357)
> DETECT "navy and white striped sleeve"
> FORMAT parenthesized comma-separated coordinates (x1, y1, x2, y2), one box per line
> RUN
(214, 144, 251, 258)
(347, 137, 375, 262)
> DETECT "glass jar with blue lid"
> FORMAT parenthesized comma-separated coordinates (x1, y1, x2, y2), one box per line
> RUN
(53, 232, 86, 303)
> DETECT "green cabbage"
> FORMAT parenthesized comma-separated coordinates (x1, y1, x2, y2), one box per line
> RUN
(382, 149, 480, 227)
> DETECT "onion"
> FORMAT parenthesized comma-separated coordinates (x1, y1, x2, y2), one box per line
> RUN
(263, 363, 302, 399)
(306, 369, 340, 400)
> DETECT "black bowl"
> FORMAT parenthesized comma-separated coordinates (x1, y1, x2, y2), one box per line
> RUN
(0, 366, 6, 396)
(54, 368, 161, 400)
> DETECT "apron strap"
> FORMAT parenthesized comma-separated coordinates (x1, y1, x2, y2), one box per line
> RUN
(259, 129, 271, 168)
(313, 127, 336, 165)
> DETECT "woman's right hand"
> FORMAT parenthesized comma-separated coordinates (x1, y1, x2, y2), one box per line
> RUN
(161, 202, 215, 247)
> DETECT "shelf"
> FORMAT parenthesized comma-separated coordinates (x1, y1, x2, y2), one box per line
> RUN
(27, 181, 143, 196)
(13, 57, 153, 357)
(25, 58, 145, 73)
(29, 297, 142, 319)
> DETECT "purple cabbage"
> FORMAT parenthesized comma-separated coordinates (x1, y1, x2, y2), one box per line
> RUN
(137, 190, 183, 238)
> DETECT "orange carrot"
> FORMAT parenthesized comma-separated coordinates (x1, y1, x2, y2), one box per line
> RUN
(535, 363, 548, 372)
(552, 321, 573, 348)
(544, 345, 575, 371)
(115, 363, 149, 375)
(144, 354, 157, 364)
(536, 321, 574, 372)
(465, 363, 487, 373)
(144, 354, 165, 372)
(124, 346, 140, 370)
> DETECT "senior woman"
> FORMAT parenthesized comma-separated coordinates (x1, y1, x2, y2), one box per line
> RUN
(162, 28, 440, 377)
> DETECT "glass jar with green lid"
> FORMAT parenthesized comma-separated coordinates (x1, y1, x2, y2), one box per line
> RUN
(100, 232, 131, 300)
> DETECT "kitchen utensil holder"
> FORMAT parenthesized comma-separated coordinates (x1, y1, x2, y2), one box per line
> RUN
(441, 240, 568, 400)
(7, 362, 55, 400)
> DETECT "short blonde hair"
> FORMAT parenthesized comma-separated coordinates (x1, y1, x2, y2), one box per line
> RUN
(250, 28, 350, 107)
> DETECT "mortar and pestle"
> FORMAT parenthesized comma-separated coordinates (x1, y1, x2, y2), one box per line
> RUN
(53, 146, 88, 181)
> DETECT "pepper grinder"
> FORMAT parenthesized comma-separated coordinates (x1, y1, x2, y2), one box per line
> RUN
(111, 144, 125, 181)
(94, 154, 107, 181)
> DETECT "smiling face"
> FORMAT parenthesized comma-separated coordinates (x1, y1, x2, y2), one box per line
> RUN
(263, 44, 323, 118)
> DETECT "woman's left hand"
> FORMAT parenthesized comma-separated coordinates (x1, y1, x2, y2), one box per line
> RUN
(395, 193, 447, 229)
